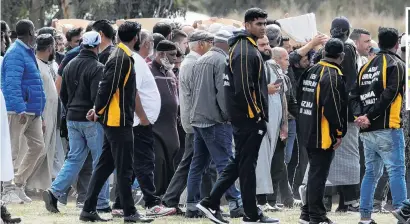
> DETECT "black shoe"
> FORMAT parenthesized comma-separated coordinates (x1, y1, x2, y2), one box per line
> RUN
(79, 210, 111, 222)
(185, 210, 203, 218)
(318, 217, 335, 224)
(124, 212, 154, 223)
(42, 190, 59, 213)
(335, 205, 348, 213)
(243, 214, 280, 223)
(196, 202, 228, 224)
(392, 209, 410, 223)
(97, 206, 112, 213)
(358, 219, 377, 224)
(175, 207, 185, 216)
(1, 205, 21, 223)
(230, 206, 244, 218)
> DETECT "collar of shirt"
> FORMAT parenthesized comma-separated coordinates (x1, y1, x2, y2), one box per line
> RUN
(16, 39, 31, 50)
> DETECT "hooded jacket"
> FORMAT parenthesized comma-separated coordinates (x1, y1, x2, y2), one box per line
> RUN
(297, 60, 348, 150)
(349, 50, 405, 132)
(224, 30, 269, 125)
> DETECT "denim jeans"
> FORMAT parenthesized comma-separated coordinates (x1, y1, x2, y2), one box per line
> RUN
(187, 124, 242, 212)
(359, 128, 406, 219)
(284, 119, 297, 164)
(50, 121, 110, 209)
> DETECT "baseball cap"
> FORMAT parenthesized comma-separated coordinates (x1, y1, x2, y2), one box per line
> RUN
(82, 31, 101, 47)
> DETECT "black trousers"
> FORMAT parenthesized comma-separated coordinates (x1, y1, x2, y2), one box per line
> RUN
(288, 135, 309, 199)
(76, 153, 93, 203)
(83, 126, 136, 216)
(301, 147, 334, 223)
(162, 133, 217, 207)
(201, 120, 266, 221)
(336, 184, 360, 207)
(113, 125, 161, 209)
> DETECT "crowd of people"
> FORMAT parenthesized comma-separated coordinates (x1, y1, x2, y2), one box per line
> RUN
(0, 7, 409, 224)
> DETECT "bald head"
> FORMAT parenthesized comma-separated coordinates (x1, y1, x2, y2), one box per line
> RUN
(181, 25, 195, 35)
(272, 47, 289, 72)
(139, 29, 154, 58)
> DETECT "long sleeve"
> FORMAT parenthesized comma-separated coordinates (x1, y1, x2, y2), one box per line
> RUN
(230, 39, 261, 119)
(320, 68, 346, 138)
(60, 73, 68, 109)
(2, 55, 27, 113)
(367, 63, 404, 120)
(90, 65, 103, 103)
(215, 56, 229, 121)
(94, 51, 127, 115)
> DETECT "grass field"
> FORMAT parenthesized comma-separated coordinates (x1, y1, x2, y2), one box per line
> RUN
(5, 200, 398, 224)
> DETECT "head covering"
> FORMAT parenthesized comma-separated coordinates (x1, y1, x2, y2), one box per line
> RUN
(36, 34, 54, 48)
(330, 17, 350, 37)
(214, 30, 232, 43)
(82, 31, 101, 47)
(400, 34, 408, 48)
(188, 30, 214, 42)
(208, 23, 223, 34)
(153, 33, 166, 50)
(156, 40, 177, 51)
(324, 38, 344, 57)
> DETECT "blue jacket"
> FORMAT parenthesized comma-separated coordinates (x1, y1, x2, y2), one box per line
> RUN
(1, 40, 45, 116)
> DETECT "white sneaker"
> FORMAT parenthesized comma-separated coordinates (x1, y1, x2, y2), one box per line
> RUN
(299, 185, 307, 205)
(14, 186, 32, 203)
(1, 190, 24, 204)
(146, 205, 177, 217)
(258, 203, 282, 212)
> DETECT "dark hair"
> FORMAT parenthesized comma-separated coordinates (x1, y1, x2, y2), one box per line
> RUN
(324, 38, 344, 59)
(10, 31, 17, 38)
(55, 33, 64, 41)
(1, 20, 9, 33)
(36, 34, 55, 51)
(267, 19, 281, 28)
(378, 27, 399, 50)
(16, 19, 34, 37)
(92, 20, 115, 40)
(118, 21, 141, 43)
(37, 27, 57, 37)
(279, 36, 290, 46)
(244, 8, 268, 23)
(65, 27, 83, 41)
(153, 22, 172, 39)
(171, 29, 187, 43)
(153, 33, 166, 50)
(86, 21, 94, 32)
(350, 28, 371, 41)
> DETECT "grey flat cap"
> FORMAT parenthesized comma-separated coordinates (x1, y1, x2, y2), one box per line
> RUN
(214, 30, 232, 43)
(188, 30, 214, 42)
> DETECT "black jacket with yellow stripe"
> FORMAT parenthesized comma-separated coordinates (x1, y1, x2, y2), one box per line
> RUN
(297, 60, 348, 150)
(224, 30, 269, 124)
(349, 50, 405, 132)
(94, 43, 136, 127)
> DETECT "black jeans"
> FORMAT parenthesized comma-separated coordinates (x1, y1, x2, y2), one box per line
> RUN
(336, 184, 360, 207)
(162, 133, 216, 207)
(201, 120, 266, 221)
(83, 126, 136, 217)
(301, 147, 335, 223)
(113, 125, 161, 209)
(288, 135, 309, 199)
(76, 153, 93, 203)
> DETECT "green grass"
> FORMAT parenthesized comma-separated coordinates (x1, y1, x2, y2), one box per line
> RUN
(6, 201, 398, 224)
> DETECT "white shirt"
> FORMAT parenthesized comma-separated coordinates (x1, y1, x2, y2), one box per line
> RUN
(132, 53, 161, 126)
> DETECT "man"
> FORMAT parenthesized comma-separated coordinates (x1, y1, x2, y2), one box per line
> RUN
(145, 33, 166, 64)
(368, 40, 379, 61)
(197, 8, 278, 224)
(298, 38, 348, 224)
(36, 27, 65, 65)
(255, 37, 287, 212)
(153, 22, 172, 40)
(1, 19, 46, 204)
(350, 27, 406, 224)
(55, 33, 66, 53)
(171, 29, 189, 55)
(148, 40, 180, 197)
(42, 31, 110, 214)
(281, 36, 292, 53)
(350, 28, 372, 70)
(65, 27, 83, 51)
(266, 24, 282, 48)
(161, 31, 215, 215)
(138, 29, 154, 59)
(181, 25, 195, 36)
(1, 20, 11, 51)
(185, 30, 244, 218)
(93, 19, 116, 64)
(80, 21, 153, 223)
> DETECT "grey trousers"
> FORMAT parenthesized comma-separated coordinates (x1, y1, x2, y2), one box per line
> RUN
(162, 133, 217, 207)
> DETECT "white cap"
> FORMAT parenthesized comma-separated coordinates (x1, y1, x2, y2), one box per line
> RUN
(82, 31, 101, 47)
(400, 34, 408, 48)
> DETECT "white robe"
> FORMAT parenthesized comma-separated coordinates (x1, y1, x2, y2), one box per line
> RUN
(15, 59, 59, 190)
